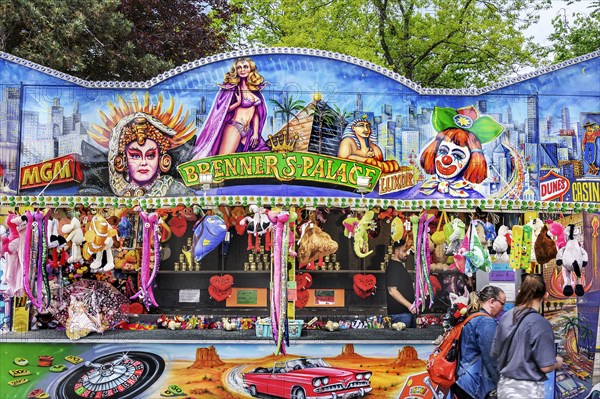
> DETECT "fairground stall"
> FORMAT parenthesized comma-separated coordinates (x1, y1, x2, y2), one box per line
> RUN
(0, 48, 599, 399)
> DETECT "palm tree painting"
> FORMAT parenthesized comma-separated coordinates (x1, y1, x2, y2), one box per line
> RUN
(310, 99, 337, 154)
(269, 94, 305, 152)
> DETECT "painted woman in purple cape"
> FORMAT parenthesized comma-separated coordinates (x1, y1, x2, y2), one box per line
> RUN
(192, 58, 269, 159)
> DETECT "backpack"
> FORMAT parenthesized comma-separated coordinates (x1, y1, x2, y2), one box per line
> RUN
(426, 312, 491, 388)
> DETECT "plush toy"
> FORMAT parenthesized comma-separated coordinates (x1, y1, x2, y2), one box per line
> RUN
(526, 218, 544, 263)
(391, 216, 405, 242)
(4, 213, 23, 297)
(324, 320, 340, 332)
(342, 214, 360, 238)
(391, 322, 406, 331)
(471, 220, 487, 246)
(47, 217, 66, 249)
(442, 286, 470, 330)
(0, 224, 7, 281)
(547, 220, 566, 249)
(534, 224, 558, 266)
(483, 221, 497, 247)
(450, 229, 470, 274)
(444, 218, 465, 256)
(240, 205, 272, 251)
(62, 216, 85, 264)
(492, 225, 512, 262)
(556, 224, 588, 297)
(353, 210, 375, 258)
(297, 222, 338, 267)
(83, 215, 118, 271)
(378, 207, 397, 222)
(230, 206, 247, 235)
(464, 224, 492, 275)
(192, 215, 227, 261)
(117, 215, 132, 239)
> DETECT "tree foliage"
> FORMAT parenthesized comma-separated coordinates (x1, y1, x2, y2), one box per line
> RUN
(232, 0, 550, 88)
(547, 1, 600, 63)
(0, 0, 240, 80)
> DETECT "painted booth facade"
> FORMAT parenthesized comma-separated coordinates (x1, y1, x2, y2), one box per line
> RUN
(0, 49, 599, 399)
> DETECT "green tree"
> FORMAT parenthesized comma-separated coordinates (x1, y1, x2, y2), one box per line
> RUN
(233, 0, 550, 88)
(0, 0, 240, 80)
(546, 1, 600, 63)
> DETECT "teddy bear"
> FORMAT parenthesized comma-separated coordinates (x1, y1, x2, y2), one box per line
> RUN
(556, 224, 588, 297)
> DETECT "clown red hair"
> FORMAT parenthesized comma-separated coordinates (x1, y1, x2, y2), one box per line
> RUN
(420, 128, 487, 184)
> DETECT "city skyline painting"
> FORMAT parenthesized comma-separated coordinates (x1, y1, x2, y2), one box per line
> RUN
(0, 49, 598, 202)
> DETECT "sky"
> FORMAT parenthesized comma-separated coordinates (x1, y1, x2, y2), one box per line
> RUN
(525, 0, 593, 46)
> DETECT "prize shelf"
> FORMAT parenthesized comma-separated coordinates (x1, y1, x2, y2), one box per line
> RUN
(157, 270, 386, 274)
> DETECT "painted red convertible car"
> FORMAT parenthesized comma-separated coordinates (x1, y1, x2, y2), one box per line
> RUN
(243, 357, 372, 399)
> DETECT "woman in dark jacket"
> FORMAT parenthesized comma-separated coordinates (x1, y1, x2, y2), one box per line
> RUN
(453, 285, 506, 399)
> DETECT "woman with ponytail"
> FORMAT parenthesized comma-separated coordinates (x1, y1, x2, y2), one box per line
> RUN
(491, 274, 562, 399)
(453, 285, 506, 399)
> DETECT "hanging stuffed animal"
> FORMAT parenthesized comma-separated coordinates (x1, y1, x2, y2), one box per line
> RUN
(47, 217, 66, 249)
(266, 210, 297, 355)
(47, 217, 68, 270)
(230, 206, 247, 235)
(342, 214, 360, 238)
(534, 224, 558, 266)
(117, 214, 132, 239)
(4, 213, 24, 298)
(378, 207, 397, 223)
(353, 210, 375, 258)
(450, 226, 471, 274)
(62, 216, 85, 264)
(464, 222, 492, 275)
(131, 212, 161, 309)
(509, 225, 533, 272)
(525, 218, 544, 263)
(192, 215, 227, 262)
(83, 215, 118, 271)
(556, 224, 588, 297)
(492, 225, 512, 262)
(444, 218, 465, 256)
(411, 213, 436, 313)
(391, 216, 405, 242)
(483, 221, 497, 248)
(547, 220, 566, 249)
(297, 221, 338, 268)
(240, 205, 271, 251)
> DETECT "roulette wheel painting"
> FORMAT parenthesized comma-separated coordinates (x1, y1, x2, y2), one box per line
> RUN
(55, 351, 165, 399)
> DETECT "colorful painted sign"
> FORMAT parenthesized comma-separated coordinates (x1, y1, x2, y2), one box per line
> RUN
(540, 170, 570, 201)
(19, 153, 83, 190)
(0, 49, 598, 202)
(178, 152, 382, 193)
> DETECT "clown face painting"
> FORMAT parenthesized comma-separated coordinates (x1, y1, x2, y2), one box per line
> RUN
(411, 106, 504, 199)
(434, 140, 472, 180)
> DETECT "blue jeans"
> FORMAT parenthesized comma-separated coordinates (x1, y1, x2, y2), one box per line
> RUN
(584, 143, 596, 165)
(390, 313, 416, 328)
